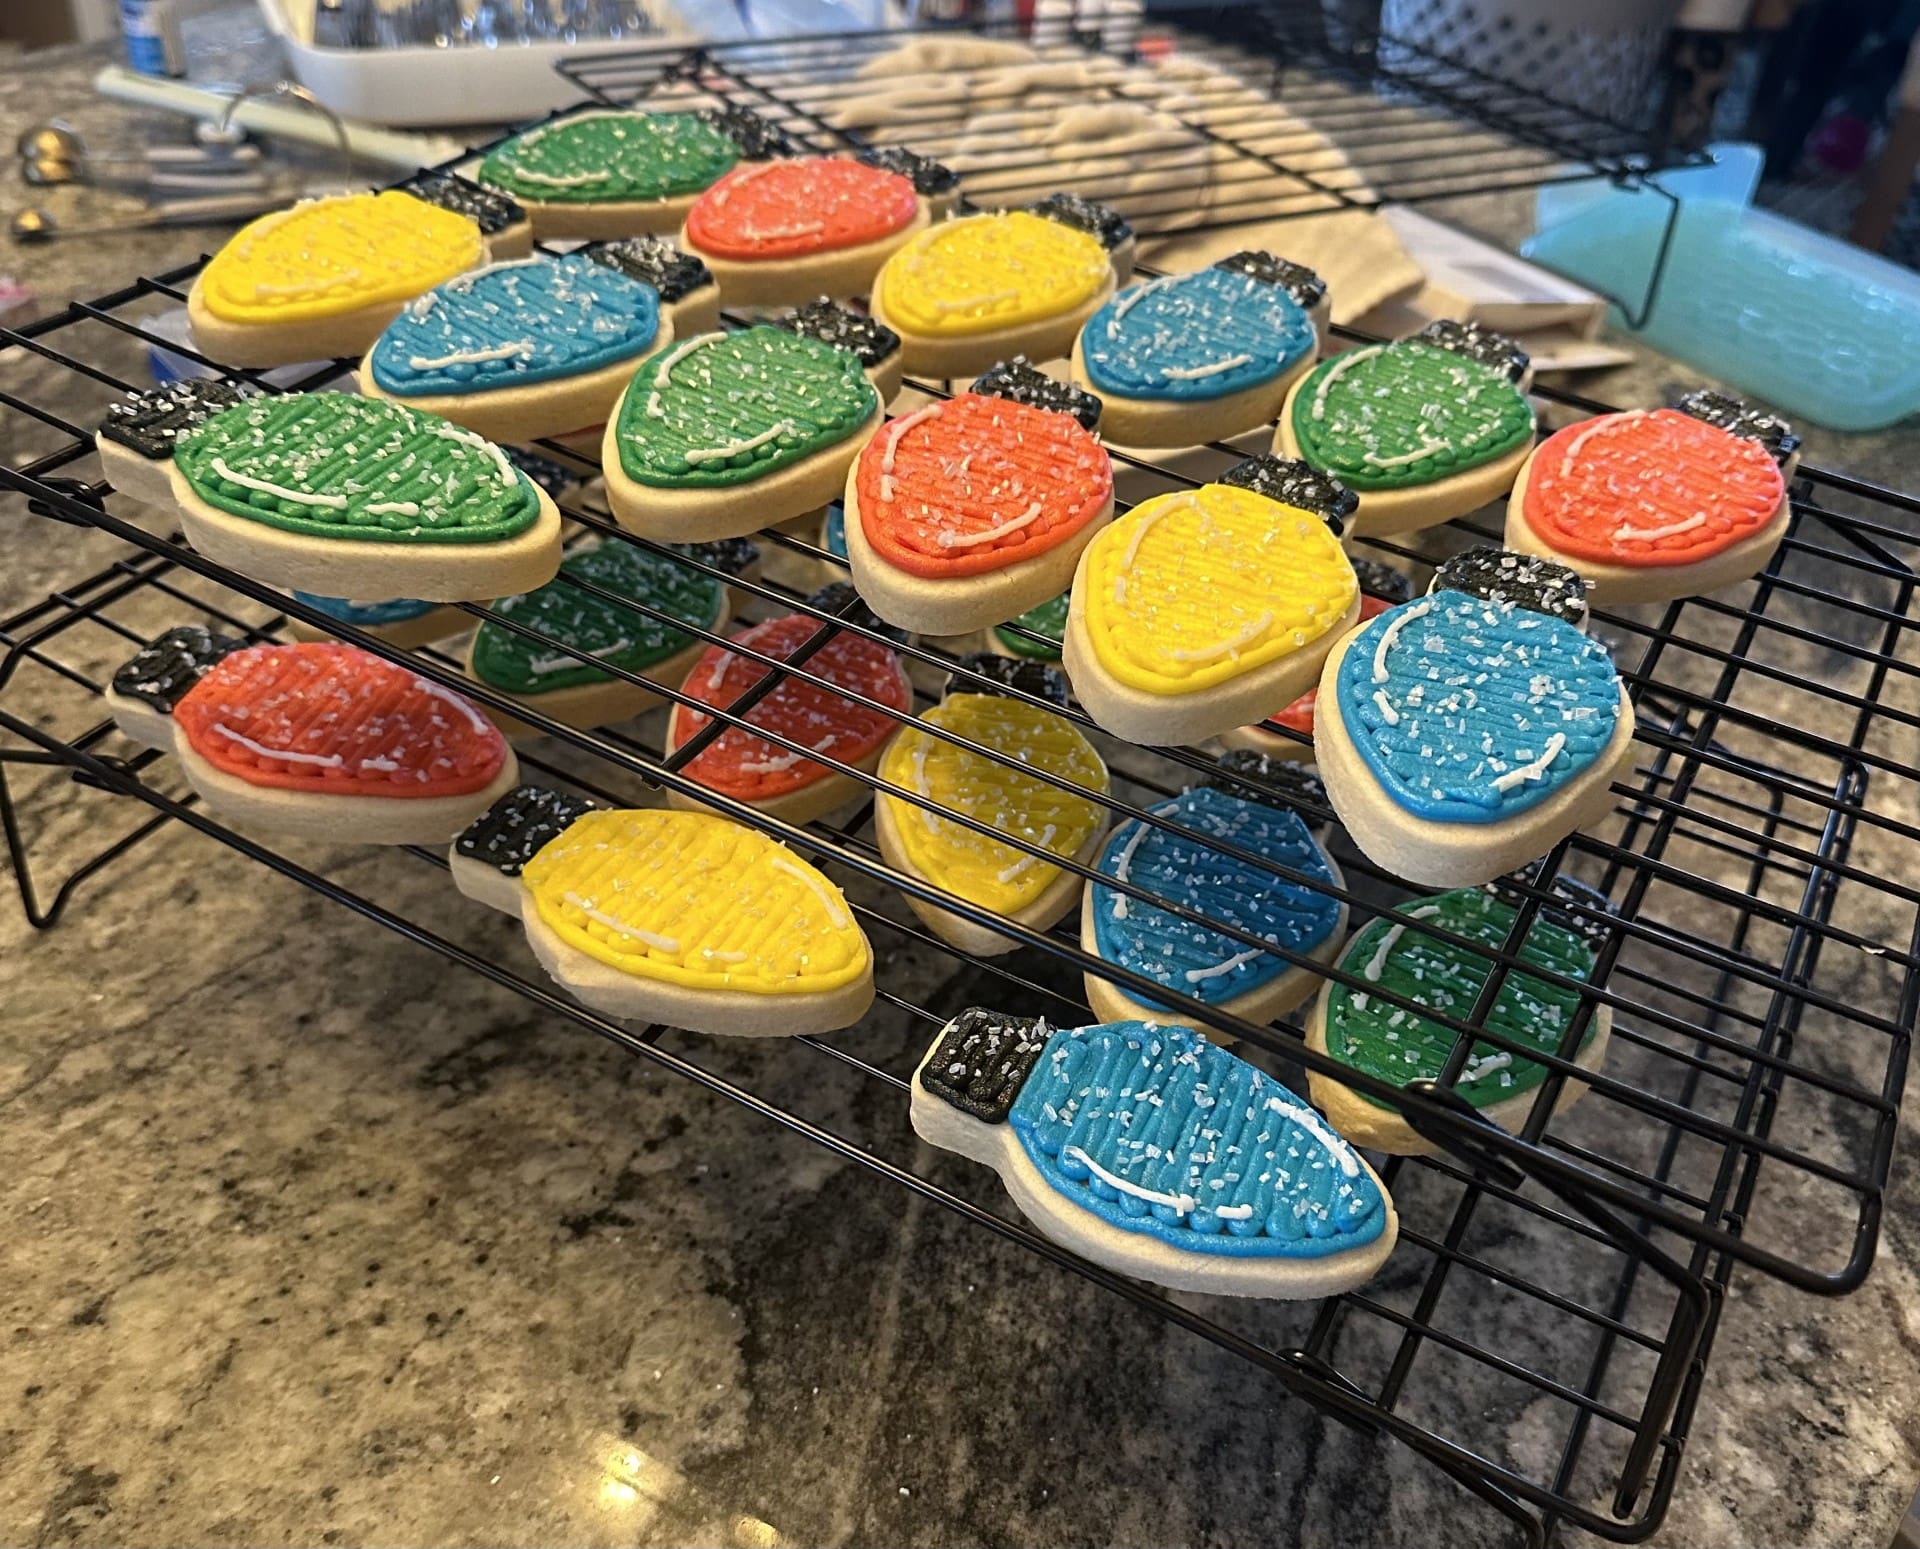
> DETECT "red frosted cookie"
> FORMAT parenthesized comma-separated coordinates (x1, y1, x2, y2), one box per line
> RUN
(845, 388, 1114, 635)
(1506, 390, 1797, 606)
(680, 156, 930, 308)
(121, 637, 519, 844)
(666, 612, 912, 824)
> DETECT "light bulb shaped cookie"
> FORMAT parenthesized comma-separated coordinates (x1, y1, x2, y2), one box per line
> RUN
(845, 362, 1112, 636)
(870, 196, 1129, 377)
(448, 789, 874, 1036)
(602, 326, 882, 542)
(1065, 456, 1361, 745)
(107, 635, 517, 845)
(1277, 320, 1537, 537)
(1306, 874, 1616, 1154)
(167, 391, 562, 604)
(188, 190, 487, 367)
(1072, 252, 1326, 447)
(910, 1009, 1398, 1299)
(1314, 588, 1634, 887)
(876, 666, 1109, 957)
(1505, 389, 1798, 606)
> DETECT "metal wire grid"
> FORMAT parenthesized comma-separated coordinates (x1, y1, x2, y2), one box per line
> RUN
(0, 55, 1915, 1549)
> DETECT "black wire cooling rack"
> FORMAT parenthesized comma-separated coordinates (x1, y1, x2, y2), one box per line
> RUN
(4, 17, 1918, 1549)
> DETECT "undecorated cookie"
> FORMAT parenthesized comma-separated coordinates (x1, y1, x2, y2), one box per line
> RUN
(1064, 456, 1359, 746)
(448, 791, 875, 1036)
(187, 190, 486, 368)
(844, 373, 1112, 636)
(1276, 319, 1536, 537)
(876, 681, 1108, 956)
(110, 637, 517, 845)
(359, 253, 670, 444)
(1306, 877, 1615, 1153)
(167, 391, 562, 603)
(1072, 252, 1326, 447)
(1314, 589, 1634, 887)
(601, 326, 882, 542)
(1504, 390, 1798, 606)
(665, 607, 912, 825)
(910, 1009, 1397, 1299)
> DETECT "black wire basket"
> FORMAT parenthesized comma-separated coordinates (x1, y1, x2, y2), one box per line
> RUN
(3, 12, 1916, 1546)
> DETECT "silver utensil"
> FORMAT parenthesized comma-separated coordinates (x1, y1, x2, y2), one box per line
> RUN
(10, 190, 288, 243)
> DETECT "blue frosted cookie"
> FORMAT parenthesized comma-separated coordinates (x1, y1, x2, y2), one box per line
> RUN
(1082, 783, 1344, 1024)
(358, 252, 666, 443)
(1071, 253, 1324, 445)
(910, 1008, 1397, 1299)
(1316, 588, 1633, 887)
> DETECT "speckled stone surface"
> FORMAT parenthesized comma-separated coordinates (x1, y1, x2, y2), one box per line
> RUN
(4, 26, 1920, 1549)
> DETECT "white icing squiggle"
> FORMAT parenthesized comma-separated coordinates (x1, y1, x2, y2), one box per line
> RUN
(1185, 948, 1264, 985)
(413, 678, 493, 736)
(1062, 1144, 1196, 1214)
(1490, 732, 1567, 792)
(1614, 513, 1706, 543)
(1371, 596, 1432, 685)
(1161, 354, 1252, 382)
(938, 501, 1042, 550)
(564, 892, 678, 952)
(644, 333, 724, 419)
(1363, 439, 1447, 469)
(212, 724, 343, 768)
(1166, 610, 1272, 664)
(1112, 493, 1198, 604)
(771, 854, 850, 930)
(1363, 922, 1406, 981)
(407, 341, 533, 371)
(685, 421, 794, 466)
(1310, 344, 1383, 422)
(210, 458, 347, 509)
(1263, 1094, 1361, 1178)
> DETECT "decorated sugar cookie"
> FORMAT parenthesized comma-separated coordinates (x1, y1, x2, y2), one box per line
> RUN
(1315, 589, 1634, 887)
(602, 326, 882, 542)
(449, 789, 874, 1036)
(870, 198, 1127, 377)
(1277, 320, 1537, 537)
(188, 191, 486, 367)
(1307, 876, 1615, 1153)
(400, 170, 533, 258)
(681, 156, 931, 307)
(769, 298, 905, 404)
(285, 592, 469, 651)
(665, 605, 912, 825)
(858, 144, 964, 219)
(1072, 253, 1326, 447)
(168, 391, 562, 604)
(910, 1009, 1397, 1299)
(844, 376, 1113, 636)
(1065, 456, 1360, 746)
(1220, 557, 1411, 764)
(466, 540, 729, 735)
(1505, 390, 1798, 606)
(475, 108, 764, 239)
(1429, 546, 1589, 630)
(360, 253, 668, 444)
(96, 378, 257, 505)
(876, 675, 1109, 956)
(109, 637, 516, 845)
(1082, 772, 1345, 1027)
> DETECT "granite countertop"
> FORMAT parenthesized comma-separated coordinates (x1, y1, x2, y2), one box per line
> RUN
(3, 27, 1919, 1549)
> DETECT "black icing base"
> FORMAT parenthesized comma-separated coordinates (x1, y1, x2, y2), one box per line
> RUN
(949, 651, 1071, 707)
(400, 172, 526, 238)
(1415, 319, 1529, 383)
(857, 144, 960, 195)
(99, 379, 255, 462)
(1219, 455, 1356, 534)
(696, 105, 800, 161)
(1352, 557, 1413, 606)
(1205, 750, 1330, 827)
(1485, 863, 1618, 950)
(1214, 250, 1327, 311)
(682, 537, 760, 577)
(455, 784, 595, 878)
(770, 299, 900, 369)
(1024, 193, 1131, 251)
(972, 358, 1103, 431)
(1674, 388, 1799, 463)
(583, 236, 714, 304)
(110, 625, 242, 712)
(920, 1007, 1050, 1123)
(1434, 546, 1589, 626)
(808, 581, 907, 643)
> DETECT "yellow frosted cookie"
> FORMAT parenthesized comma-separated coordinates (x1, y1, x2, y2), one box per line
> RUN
(188, 191, 487, 368)
(1065, 458, 1362, 745)
(876, 689, 1109, 956)
(448, 786, 874, 1036)
(870, 199, 1126, 378)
